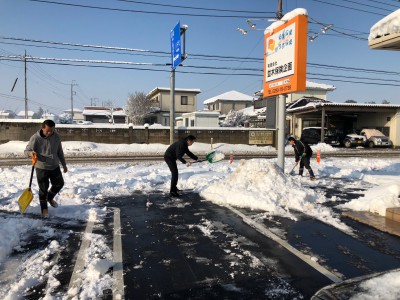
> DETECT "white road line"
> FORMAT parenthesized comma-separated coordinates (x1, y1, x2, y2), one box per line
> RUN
(113, 208, 125, 299)
(67, 218, 95, 296)
(226, 205, 342, 283)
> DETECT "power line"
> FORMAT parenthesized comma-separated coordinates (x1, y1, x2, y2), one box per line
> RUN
(29, 0, 274, 19)
(308, 0, 387, 16)
(364, 0, 400, 8)
(2, 56, 399, 87)
(336, 0, 393, 12)
(113, 0, 275, 14)
(2, 43, 400, 77)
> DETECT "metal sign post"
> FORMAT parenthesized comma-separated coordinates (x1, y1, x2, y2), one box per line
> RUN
(263, 9, 308, 170)
(169, 22, 188, 144)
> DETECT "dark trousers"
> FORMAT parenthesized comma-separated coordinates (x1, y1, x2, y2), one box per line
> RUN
(36, 167, 64, 202)
(299, 157, 315, 177)
(164, 157, 178, 193)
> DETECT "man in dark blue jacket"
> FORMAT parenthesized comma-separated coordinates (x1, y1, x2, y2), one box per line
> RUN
(164, 135, 198, 197)
(288, 137, 315, 180)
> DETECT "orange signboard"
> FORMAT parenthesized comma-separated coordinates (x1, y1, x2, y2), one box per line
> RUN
(263, 14, 308, 98)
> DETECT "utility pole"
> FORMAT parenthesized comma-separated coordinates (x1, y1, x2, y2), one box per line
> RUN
(24, 50, 28, 119)
(70, 80, 77, 121)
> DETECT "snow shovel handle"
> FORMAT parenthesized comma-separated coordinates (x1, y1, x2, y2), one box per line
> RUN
(28, 153, 37, 189)
(187, 159, 206, 166)
(289, 161, 299, 173)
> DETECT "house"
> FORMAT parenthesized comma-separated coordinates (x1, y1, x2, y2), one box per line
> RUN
(203, 90, 254, 115)
(82, 106, 127, 124)
(146, 87, 201, 126)
(0, 111, 10, 119)
(63, 108, 84, 122)
(253, 80, 336, 131)
(42, 112, 56, 121)
(176, 111, 220, 127)
(254, 80, 336, 110)
(16, 110, 35, 119)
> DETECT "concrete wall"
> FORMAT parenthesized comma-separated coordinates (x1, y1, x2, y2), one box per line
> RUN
(0, 121, 275, 146)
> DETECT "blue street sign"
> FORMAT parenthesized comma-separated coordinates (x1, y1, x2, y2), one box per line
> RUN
(170, 22, 181, 70)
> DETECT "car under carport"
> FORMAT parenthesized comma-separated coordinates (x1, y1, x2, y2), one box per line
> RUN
(286, 98, 400, 147)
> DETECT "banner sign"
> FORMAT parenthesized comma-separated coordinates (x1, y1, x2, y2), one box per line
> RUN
(263, 14, 308, 97)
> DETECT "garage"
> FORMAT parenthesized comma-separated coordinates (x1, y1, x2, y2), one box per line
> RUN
(286, 97, 400, 147)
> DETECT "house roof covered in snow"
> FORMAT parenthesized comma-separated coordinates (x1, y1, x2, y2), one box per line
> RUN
(203, 90, 255, 105)
(16, 111, 35, 117)
(369, 9, 400, 50)
(83, 107, 126, 116)
(254, 80, 335, 97)
(63, 108, 83, 113)
(147, 87, 201, 98)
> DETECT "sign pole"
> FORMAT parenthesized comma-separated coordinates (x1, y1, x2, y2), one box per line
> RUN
(169, 22, 188, 145)
(170, 69, 175, 144)
(263, 10, 308, 171)
(277, 94, 286, 169)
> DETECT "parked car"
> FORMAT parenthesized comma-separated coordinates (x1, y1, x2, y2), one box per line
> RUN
(342, 133, 366, 148)
(77, 120, 93, 125)
(360, 129, 392, 148)
(301, 127, 342, 146)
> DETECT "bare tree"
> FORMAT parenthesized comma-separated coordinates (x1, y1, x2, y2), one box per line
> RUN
(126, 92, 152, 125)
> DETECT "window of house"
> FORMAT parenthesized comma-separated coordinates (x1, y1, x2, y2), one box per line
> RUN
(216, 103, 219, 110)
(181, 96, 188, 105)
(191, 120, 195, 126)
(232, 103, 236, 110)
(185, 118, 189, 127)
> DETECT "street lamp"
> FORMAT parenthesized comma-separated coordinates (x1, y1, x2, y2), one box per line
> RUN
(237, 27, 248, 35)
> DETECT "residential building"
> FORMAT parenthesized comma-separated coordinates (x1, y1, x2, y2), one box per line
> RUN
(63, 108, 84, 122)
(146, 87, 200, 126)
(253, 80, 336, 110)
(203, 90, 254, 115)
(16, 111, 35, 119)
(82, 106, 127, 124)
(176, 111, 220, 127)
(0, 111, 10, 119)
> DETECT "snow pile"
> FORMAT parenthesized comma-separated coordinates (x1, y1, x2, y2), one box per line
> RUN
(200, 159, 351, 233)
(350, 269, 400, 300)
(369, 8, 400, 40)
(341, 183, 400, 216)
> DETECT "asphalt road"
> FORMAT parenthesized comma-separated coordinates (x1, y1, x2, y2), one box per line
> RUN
(2, 166, 400, 299)
(105, 191, 332, 299)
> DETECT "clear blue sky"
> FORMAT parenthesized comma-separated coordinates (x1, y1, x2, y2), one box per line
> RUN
(0, 0, 399, 115)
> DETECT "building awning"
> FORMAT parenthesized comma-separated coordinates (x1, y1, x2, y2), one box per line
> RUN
(369, 9, 400, 51)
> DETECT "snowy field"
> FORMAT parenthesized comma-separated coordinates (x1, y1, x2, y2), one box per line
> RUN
(0, 141, 399, 299)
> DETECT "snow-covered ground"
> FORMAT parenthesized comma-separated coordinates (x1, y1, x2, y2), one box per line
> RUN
(0, 141, 399, 299)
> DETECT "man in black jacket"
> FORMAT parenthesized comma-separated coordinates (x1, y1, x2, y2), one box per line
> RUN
(164, 135, 198, 197)
(288, 137, 315, 180)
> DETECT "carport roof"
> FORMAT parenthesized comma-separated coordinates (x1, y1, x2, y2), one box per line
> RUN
(287, 98, 400, 113)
